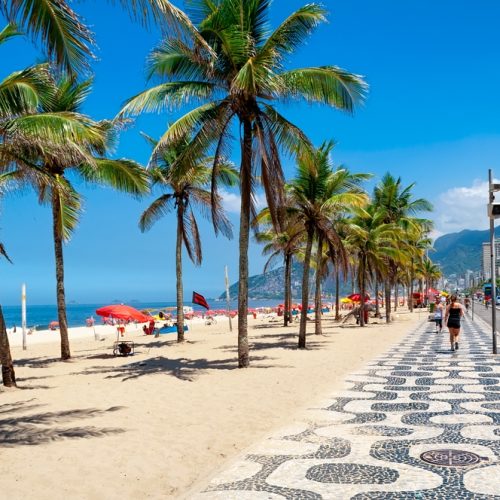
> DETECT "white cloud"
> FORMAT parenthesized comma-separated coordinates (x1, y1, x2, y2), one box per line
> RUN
(220, 189, 267, 214)
(432, 178, 497, 237)
(220, 189, 241, 213)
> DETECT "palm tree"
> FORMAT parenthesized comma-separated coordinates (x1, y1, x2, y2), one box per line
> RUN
(120, 1, 367, 367)
(347, 205, 403, 326)
(0, 173, 15, 386)
(139, 133, 237, 341)
(254, 204, 304, 327)
(1, 1, 205, 75)
(373, 173, 432, 322)
(1, 76, 149, 359)
(288, 141, 368, 347)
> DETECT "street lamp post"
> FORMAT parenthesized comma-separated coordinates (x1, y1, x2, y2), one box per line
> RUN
(487, 169, 499, 354)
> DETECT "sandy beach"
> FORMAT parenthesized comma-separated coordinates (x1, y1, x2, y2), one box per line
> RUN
(0, 309, 423, 499)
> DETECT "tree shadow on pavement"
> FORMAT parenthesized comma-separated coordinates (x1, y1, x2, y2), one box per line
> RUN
(78, 355, 280, 382)
(0, 403, 125, 447)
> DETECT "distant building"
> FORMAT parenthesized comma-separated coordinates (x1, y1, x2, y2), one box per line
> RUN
(464, 269, 474, 288)
(481, 240, 500, 280)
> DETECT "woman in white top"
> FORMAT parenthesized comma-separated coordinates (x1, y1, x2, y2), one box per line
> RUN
(433, 300, 444, 333)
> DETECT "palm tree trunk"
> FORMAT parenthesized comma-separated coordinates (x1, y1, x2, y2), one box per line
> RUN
(359, 256, 366, 327)
(284, 253, 291, 327)
(394, 283, 399, 311)
(384, 281, 391, 323)
(375, 281, 380, 317)
(176, 202, 185, 342)
(314, 236, 323, 335)
(0, 305, 16, 387)
(334, 264, 340, 321)
(298, 226, 314, 348)
(409, 265, 414, 312)
(237, 118, 252, 367)
(51, 191, 71, 360)
(287, 255, 293, 325)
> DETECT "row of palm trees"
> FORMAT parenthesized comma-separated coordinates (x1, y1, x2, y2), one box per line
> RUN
(254, 146, 436, 349)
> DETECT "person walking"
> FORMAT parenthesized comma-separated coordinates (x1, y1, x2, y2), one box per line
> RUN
(433, 299, 444, 333)
(444, 294, 464, 351)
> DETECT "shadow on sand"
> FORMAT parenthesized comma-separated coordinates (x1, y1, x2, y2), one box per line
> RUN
(78, 354, 281, 382)
(218, 330, 324, 352)
(0, 403, 125, 447)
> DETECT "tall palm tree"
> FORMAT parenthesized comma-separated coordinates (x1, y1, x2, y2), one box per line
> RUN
(288, 141, 368, 347)
(1, 1, 205, 75)
(1, 76, 149, 359)
(373, 173, 432, 322)
(0, 173, 15, 386)
(139, 133, 237, 341)
(120, 0, 367, 367)
(0, 25, 52, 384)
(254, 204, 304, 327)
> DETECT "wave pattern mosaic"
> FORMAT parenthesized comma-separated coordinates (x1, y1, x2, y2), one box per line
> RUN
(193, 317, 500, 499)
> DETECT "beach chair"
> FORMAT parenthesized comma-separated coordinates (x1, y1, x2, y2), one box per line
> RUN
(113, 341, 135, 357)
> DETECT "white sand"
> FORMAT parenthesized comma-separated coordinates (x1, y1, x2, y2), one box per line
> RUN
(0, 309, 423, 499)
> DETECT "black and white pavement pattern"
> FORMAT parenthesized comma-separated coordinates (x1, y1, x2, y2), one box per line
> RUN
(192, 315, 500, 499)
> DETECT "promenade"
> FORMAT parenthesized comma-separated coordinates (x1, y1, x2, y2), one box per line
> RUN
(192, 315, 500, 499)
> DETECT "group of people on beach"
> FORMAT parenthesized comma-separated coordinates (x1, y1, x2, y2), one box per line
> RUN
(432, 295, 465, 351)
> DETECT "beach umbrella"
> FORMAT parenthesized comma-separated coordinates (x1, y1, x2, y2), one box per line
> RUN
(95, 304, 151, 323)
(340, 298, 352, 303)
(347, 293, 370, 302)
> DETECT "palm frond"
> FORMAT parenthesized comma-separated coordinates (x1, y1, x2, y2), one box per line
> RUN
(119, 81, 218, 117)
(78, 159, 149, 197)
(139, 193, 175, 231)
(0, 22, 21, 45)
(259, 3, 326, 61)
(2, 0, 94, 74)
(182, 208, 202, 265)
(276, 66, 367, 112)
(3, 112, 108, 152)
(0, 242, 12, 263)
(114, 0, 214, 55)
(0, 64, 53, 117)
(52, 177, 81, 241)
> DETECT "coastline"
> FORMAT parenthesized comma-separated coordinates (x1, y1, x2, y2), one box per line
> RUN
(0, 309, 423, 499)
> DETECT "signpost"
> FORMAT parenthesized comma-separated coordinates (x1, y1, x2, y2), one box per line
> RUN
(487, 169, 499, 354)
(21, 283, 27, 350)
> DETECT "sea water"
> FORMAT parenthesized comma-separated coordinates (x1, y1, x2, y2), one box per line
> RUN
(1, 299, 280, 330)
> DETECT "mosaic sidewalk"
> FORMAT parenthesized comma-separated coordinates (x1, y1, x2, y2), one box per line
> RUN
(192, 316, 500, 499)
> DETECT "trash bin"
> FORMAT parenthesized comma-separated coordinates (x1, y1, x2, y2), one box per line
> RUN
(429, 303, 435, 313)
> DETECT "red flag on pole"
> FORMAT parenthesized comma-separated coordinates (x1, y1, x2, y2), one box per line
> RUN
(192, 291, 210, 310)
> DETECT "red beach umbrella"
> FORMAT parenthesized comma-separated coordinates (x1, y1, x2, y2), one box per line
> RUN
(347, 293, 370, 302)
(95, 304, 151, 323)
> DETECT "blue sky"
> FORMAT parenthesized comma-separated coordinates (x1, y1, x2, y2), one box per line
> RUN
(1, 0, 500, 304)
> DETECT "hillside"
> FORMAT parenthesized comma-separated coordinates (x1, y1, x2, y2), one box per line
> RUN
(219, 261, 352, 300)
(432, 227, 500, 275)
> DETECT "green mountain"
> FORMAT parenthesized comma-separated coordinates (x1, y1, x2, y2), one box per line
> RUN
(219, 261, 352, 300)
(432, 227, 500, 275)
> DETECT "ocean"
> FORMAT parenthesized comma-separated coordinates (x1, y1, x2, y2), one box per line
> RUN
(1, 299, 280, 330)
